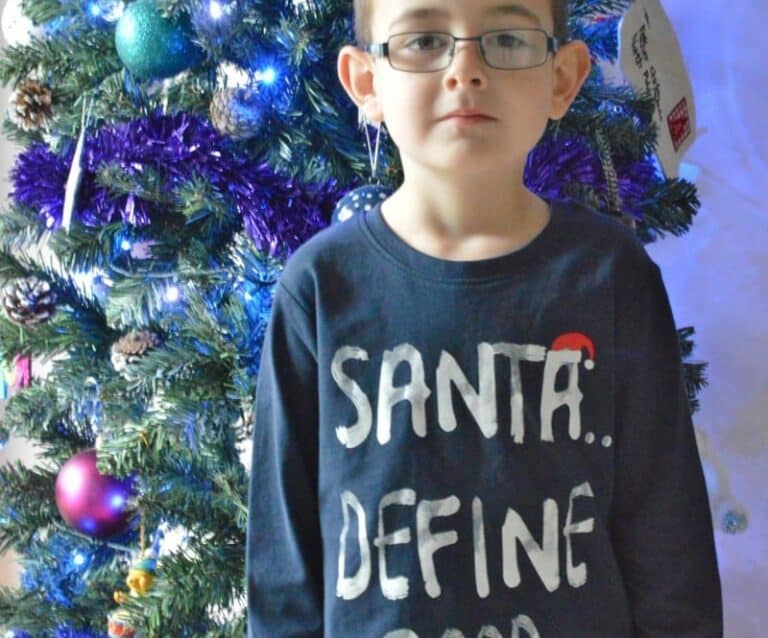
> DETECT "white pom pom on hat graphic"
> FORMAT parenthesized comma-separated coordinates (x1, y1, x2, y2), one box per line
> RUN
(550, 332, 596, 370)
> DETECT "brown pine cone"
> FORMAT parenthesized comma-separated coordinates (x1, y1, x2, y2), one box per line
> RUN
(9, 80, 53, 132)
(110, 330, 162, 377)
(116, 330, 162, 357)
(2, 276, 57, 327)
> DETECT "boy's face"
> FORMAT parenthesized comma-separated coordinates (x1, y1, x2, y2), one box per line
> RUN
(340, 0, 590, 179)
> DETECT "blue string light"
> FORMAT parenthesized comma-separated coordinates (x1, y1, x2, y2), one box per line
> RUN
(82, 0, 125, 27)
(165, 285, 181, 303)
(209, 0, 223, 20)
(258, 67, 277, 85)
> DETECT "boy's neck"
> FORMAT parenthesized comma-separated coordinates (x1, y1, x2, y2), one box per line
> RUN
(379, 165, 551, 261)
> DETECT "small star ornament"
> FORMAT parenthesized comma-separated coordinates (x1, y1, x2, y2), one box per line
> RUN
(332, 184, 391, 225)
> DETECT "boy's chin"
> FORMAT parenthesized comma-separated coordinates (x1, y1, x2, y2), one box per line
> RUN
(423, 153, 526, 177)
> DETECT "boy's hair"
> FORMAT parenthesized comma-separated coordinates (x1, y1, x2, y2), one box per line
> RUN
(353, 1, 570, 50)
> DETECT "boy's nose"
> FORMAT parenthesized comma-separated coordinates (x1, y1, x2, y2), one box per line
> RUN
(445, 41, 488, 88)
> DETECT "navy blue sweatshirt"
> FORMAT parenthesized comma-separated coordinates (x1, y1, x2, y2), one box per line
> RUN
(246, 199, 723, 638)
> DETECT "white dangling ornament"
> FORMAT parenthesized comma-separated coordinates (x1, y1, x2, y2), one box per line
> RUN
(62, 96, 94, 233)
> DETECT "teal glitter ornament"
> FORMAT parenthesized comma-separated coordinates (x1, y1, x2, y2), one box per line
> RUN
(114, 0, 204, 80)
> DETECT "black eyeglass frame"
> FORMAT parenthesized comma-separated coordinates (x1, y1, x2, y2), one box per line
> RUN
(365, 28, 561, 73)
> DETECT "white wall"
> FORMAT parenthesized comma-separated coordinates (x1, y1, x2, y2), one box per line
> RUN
(644, 2, 767, 635)
(0, 0, 766, 633)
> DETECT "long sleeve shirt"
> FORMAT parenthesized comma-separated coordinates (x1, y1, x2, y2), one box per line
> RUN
(246, 198, 723, 638)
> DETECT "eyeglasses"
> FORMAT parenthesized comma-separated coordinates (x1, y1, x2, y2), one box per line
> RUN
(366, 28, 560, 73)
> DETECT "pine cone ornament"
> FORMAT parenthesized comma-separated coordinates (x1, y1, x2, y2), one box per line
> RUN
(8, 80, 53, 132)
(110, 330, 162, 376)
(210, 86, 265, 140)
(2, 276, 57, 327)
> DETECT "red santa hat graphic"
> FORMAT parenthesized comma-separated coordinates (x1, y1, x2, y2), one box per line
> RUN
(550, 332, 596, 370)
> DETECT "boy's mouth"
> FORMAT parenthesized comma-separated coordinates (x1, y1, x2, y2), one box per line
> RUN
(440, 108, 495, 121)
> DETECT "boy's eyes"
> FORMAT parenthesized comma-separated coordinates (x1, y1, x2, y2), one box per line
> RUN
(403, 33, 451, 51)
(489, 33, 527, 48)
(385, 29, 548, 71)
(400, 31, 530, 52)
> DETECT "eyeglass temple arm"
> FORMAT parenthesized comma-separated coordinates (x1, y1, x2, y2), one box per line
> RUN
(366, 43, 388, 57)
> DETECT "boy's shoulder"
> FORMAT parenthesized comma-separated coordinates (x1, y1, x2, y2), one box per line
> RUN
(565, 201, 663, 301)
(275, 211, 364, 297)
(554, 200, 662, 302)
(559, 198, 637, 238)
(555, 199, 652, 264)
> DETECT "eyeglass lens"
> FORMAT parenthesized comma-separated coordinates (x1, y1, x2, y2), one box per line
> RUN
(388, 30, 549, 72)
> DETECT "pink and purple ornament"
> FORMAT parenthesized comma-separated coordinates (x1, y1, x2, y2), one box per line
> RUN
(54, 449, 135, 539)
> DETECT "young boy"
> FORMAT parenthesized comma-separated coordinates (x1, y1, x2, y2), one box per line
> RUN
(246, 1, 723, 636)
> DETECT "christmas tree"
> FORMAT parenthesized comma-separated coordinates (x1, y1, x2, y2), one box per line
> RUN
(0, 0, 744, 635)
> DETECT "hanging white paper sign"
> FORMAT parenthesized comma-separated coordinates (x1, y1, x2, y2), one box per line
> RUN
(619, 0, 696, 178)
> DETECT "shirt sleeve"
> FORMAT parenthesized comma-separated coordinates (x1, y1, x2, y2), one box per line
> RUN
(246, 281, 323, 638)
(610, 255, 723, 638)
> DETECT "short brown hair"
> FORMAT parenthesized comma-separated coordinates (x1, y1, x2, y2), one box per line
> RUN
(353, 1, 570, 49)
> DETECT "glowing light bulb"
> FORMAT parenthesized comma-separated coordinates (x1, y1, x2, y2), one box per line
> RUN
(260, 67, 277, 84)
(109, 492, 126, 509)
(165, 285, 181, 303)
(85, 0, 125, 22)
(209, 0, 223, 19)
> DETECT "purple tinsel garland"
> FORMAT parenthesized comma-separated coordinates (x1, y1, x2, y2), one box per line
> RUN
(54, 629, 108, 638)
(525, 134, 659, 216)
(8, 628, 105, 638)
(11, 108, 659, 259)
(10, 108, 343, 259)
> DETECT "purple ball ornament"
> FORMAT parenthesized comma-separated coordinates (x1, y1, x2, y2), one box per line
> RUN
(54, 449, 136, 539)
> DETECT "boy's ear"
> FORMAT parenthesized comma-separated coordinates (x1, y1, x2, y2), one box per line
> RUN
(549, 39, 592, 120)
(337, 45, 385, 123)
